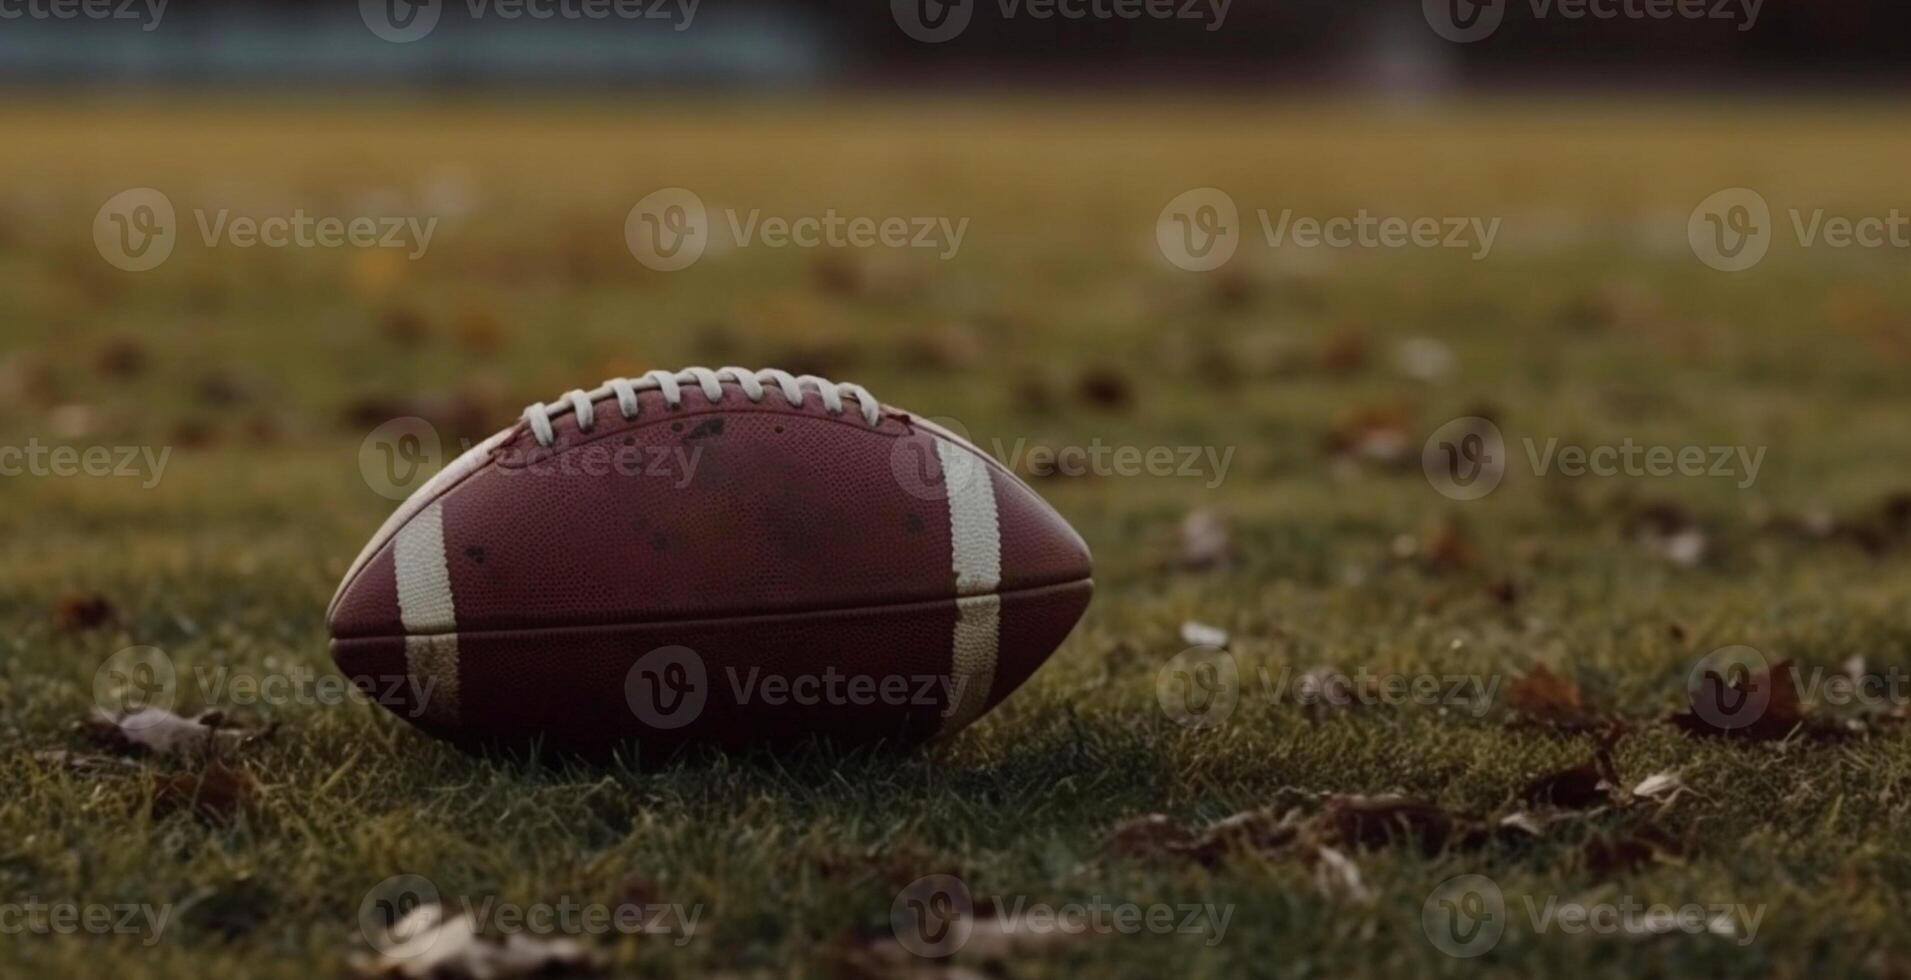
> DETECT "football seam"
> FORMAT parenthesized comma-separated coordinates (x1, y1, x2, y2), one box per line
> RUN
(330, 576, 1093, 641)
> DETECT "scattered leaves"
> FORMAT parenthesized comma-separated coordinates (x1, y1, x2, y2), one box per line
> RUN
(349, 903, 604, 980)
(53, 591, 116, 632)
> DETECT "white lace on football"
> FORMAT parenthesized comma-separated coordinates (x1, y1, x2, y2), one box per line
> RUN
(521, 366, 882, 448)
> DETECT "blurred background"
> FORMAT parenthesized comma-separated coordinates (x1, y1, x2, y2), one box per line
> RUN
(10, 4, 1911, 979)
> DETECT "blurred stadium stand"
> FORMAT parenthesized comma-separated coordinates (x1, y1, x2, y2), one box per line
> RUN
(0, 0, 1907, 89)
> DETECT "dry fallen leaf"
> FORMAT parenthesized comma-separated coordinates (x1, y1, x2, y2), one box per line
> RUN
(350, 903, 604, 980)
(1520, 761, 1612, 811)
(53, 592, 116, 632)
(1630, 770, 1688, 804)
(1504, 665, 1615, 734)
(151, 763, 257, 824)
(1174, 509, 1233, 571)
(81, 707, 271, 758)
(1074, 367, 1133, 412)
(1669, 659, 1844, 742)
(1179, 621, 1229, 650)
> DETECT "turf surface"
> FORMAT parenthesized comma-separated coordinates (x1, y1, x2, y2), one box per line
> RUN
(5, 99, 1911, 978)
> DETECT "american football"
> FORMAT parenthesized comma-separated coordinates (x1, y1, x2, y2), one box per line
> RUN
(328, 367, 1092, 750)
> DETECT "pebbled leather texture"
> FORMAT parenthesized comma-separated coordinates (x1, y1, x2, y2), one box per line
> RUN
(329, 373, 1093, 749)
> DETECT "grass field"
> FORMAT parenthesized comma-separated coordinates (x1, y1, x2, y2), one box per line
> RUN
(6, 99, 1911, 978)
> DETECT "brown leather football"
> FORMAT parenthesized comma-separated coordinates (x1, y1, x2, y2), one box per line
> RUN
(329, 367, 1092, 751)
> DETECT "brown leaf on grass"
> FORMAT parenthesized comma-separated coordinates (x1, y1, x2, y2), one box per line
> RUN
(53, 592, 116, 632)
(1506, 665, 1604, 732)
(1315, 794, 1482, 854)
(1323, 405, 1412, 465)
(350, 904, 604, 980)
(81, 707, 272, 758)
(1074, 367, 1133, 412)
(151, 763, 257, 824)
(1520, 762, 1612, 811)
(453, 306, 508, 356)
(94, 337, 149, 379)
(1669, 658, 1845, 741)
(1318, 328, 1368, 375)
(1173, 509, 1232, 571)
(1418, 518, 1478, 574)
(1208, 266, 1256, 309)
(1103, 814, 1197, 859)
